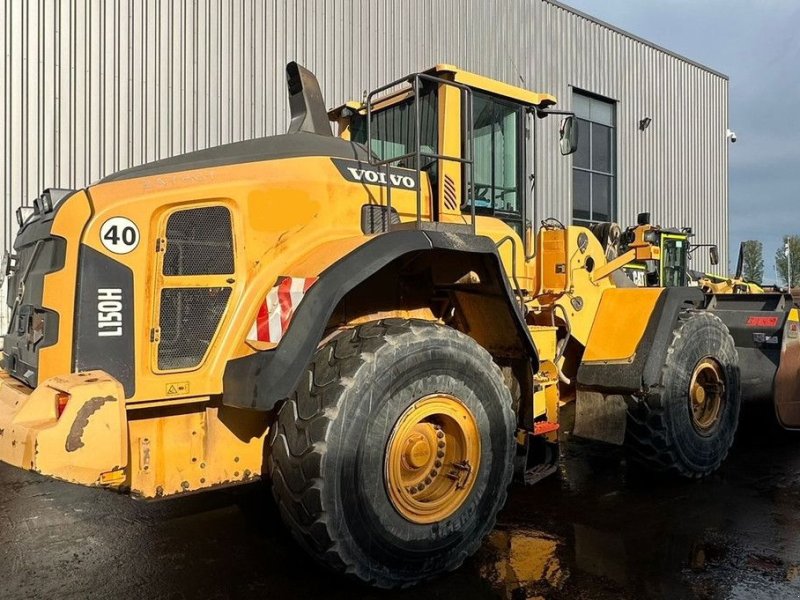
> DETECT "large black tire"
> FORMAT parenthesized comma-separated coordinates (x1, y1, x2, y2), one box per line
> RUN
(626, 311, 741, 478)
(268, 319, 516, 588)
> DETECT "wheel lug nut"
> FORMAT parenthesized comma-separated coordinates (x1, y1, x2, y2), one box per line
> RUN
(425, 477, 432, 485)
(431, 469, 438, 477)
(437, 441, 445, 449)
(435, 460, 442, 468)
(437, 450, 445, 458)
(436, 430, 444, 439)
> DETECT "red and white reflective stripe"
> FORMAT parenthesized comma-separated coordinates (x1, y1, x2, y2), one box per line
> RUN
(248, 277, 317, 343)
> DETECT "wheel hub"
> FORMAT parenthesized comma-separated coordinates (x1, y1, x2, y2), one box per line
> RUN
(402, 429, 435, 469)
(689, 358, 725, 434)
(385, 394, 481, 524)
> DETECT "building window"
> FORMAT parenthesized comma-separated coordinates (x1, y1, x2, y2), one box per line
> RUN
(572, 91, 616, 226)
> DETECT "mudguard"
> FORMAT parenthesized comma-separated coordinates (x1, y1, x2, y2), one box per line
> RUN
(577, 286, 706, 394)
(222, 229, 537, 410)
(574, 286, 705, 444)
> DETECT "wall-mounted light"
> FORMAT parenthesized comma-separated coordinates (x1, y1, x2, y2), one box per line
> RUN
(639, 117, 652, 131)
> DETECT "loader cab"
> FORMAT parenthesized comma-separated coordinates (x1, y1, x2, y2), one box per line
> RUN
(332, 65, 574, 248)
(621, 229, 690, 287)
(660, 232, 689, 287)
(621, 224, 714, 288)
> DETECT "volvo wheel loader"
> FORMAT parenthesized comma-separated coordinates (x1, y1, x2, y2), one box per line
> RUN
(2, 62, 799, 588)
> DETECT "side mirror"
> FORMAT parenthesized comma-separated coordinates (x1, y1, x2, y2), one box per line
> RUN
(709, 245, 719, 266)
(559, 116, 579, 156)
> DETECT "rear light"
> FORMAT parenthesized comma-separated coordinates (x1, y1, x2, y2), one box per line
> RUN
(56, 392, 70, 418)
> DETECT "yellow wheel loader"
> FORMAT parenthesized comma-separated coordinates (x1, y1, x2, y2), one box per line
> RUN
(596, 213, 720, 289)
(693, 241, 766, 294)
(2, 62, 799, 587)
(611, 221, 764, 294)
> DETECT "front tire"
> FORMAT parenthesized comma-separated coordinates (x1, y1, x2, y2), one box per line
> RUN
(268, 319, 516, 588)
(626, 311, 741, 477)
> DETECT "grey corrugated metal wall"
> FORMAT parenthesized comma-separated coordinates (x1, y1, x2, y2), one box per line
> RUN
(1, 0, 728, 269)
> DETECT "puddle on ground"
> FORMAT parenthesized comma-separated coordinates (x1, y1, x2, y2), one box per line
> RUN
(477, 527, 567, 598)
(469, 405, 800, 599)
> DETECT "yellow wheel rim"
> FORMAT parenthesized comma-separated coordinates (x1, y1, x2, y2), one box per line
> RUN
(385, 394, 481, 524)
(689, 358, 725, 433)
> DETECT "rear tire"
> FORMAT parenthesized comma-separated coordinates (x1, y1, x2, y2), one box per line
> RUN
(268, 318, 516, 588)
(626, 311, 741, 478)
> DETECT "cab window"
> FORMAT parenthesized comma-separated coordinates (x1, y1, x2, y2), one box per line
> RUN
(350, 88, 438, 169)
(661, 237, 688, 287)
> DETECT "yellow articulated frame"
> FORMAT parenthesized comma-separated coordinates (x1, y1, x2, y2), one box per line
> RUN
(528, 326, 560, 441)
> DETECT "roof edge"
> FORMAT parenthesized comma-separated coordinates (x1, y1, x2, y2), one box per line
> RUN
(545, 0, 729, 81)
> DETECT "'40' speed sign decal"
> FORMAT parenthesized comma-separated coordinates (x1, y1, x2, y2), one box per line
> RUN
(100, 217, 140, 254)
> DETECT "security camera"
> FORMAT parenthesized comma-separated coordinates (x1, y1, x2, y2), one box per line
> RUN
(726, 129, 737, 143)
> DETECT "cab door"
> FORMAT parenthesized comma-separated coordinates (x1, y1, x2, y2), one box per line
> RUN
(660, 233, 688, 287)
(460, 91, 530, 288)
(467, 91, 526, 237)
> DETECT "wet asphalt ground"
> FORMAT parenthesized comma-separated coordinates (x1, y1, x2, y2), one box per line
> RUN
(1, 403, 799, 600)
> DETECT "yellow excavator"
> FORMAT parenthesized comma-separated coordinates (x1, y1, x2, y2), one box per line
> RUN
(1, 62, 798, 587)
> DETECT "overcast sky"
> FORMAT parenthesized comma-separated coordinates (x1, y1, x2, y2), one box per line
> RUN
(564, 0, 800, 281)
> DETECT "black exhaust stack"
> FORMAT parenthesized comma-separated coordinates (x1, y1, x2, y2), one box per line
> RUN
(286, 62, 332, 136)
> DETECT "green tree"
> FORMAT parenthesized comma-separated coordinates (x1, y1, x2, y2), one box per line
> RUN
(740, 240, 764, 284)
(775, 235, 800, 288)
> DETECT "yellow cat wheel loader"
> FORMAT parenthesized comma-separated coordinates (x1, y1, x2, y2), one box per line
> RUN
(609, 219, 764, 294)
(592, 212, 719, 289)
(693, 241, 766, 294)
(2, 62, 799, 587)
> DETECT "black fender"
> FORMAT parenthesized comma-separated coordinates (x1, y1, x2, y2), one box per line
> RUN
(222, 229, 538, 410)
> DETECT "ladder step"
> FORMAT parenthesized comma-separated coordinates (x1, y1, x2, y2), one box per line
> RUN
(533, 421, 560, 436)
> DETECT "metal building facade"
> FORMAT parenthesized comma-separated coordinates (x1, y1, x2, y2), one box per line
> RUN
(1, 0, 728, 267)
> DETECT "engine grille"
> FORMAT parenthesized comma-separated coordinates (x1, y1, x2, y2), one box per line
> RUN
(157, 287, 231, 370)
(163, 206, 234, 276)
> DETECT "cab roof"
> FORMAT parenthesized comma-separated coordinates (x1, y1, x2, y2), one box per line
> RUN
(429, 64, 557, 108)
(329, 64, 557, 118)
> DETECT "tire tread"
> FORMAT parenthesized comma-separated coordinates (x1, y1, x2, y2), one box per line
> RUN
(268, 318, 515, 588)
